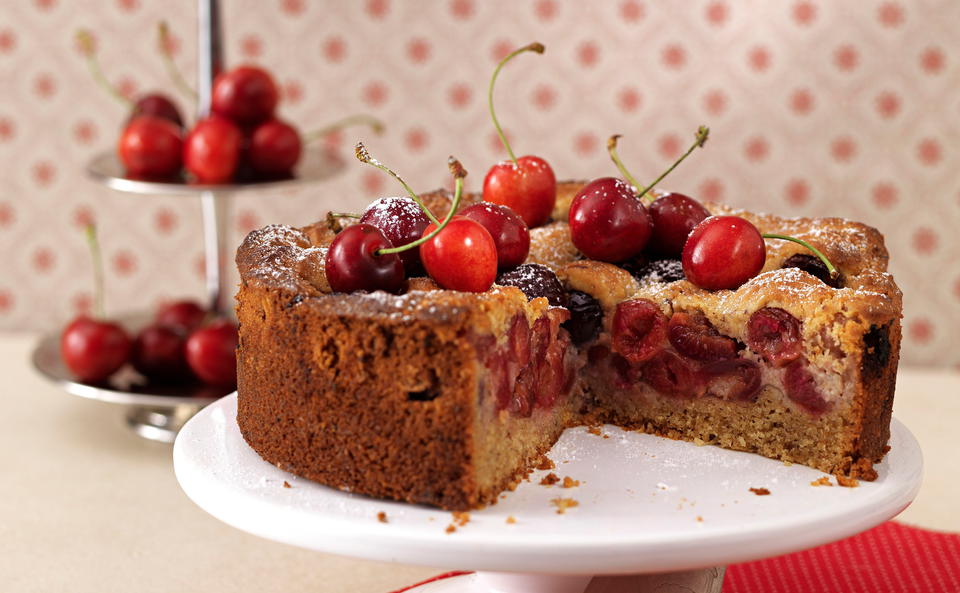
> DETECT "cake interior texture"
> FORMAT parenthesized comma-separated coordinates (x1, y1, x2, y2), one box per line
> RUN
(235, 181, 902, 511)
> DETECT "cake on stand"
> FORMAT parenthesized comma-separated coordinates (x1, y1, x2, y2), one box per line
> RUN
(174, 393, 922, 592)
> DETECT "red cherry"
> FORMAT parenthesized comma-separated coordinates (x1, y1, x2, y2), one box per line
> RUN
(211, 65, 278, 125)
(185, 319, 238, 388)
(482, 156, 556, 228)
(701, 359, 762, 402)
(359, 197, 431, 275)
(131, 93, 183, 128)
(682, 216, 766, 290)
(156, 300, 207, 334)
(647, 193, 710, 257)
(117, 115, 183, 179)
(568, 177, 652, 262)
(667, 311, 738, 361)
(611, 298, 667, 363)
(746, 307, 803, 368)
(643, 350, 702, 399)
(459, 202, 530, 271)
(420, 216, 498, 292)
(783, 361, 830, 414)
(248, 118, 302, 178)
(131, 324, 190, 382)
(60, 316, 132, 383)
(325, 223, 406, 293)
(184, 116, 242, 183)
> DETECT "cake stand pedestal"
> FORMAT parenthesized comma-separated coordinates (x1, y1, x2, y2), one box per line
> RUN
(174, 394, 922, 592)
(36, 0, 343, 441)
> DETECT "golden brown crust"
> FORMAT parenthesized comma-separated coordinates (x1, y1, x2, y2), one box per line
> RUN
(235, 180, 903, 510)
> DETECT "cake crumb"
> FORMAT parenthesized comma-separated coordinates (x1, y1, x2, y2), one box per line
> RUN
(535, 456, 555, 470)
(452, 511, 470, 527)
(693, 437, 706, 446)
(810, 476, 833, 487)
(562, 476, 580, 488)
(836, 475, 860, 488)
(283, 481, 291, 488)
(586, 425, 603, 436)
(783, 460, 794, 466)
(749, 487, 771, 496)
(540, 472, 560, 486)
(506, 516, 516, 524)
(696, 516, 704, 523)
(602, 434, 609, 439)
(377, 512, 388, 523)
(551, 497, 579, 514)
(445, 524, 456, 534)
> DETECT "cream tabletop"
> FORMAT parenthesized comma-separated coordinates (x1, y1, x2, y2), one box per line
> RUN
(1, 332, 956, 592)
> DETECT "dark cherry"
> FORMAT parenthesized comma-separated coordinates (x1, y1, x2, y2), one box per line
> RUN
(746, 307, 803, 368)
(682, 216, 766, 290)
(643, 350, 702, 399)
(248, 118, 302, 178)
(701, 359, 762, 402)
(621, 257, 685, 283)
(185, 319, 238, 388)
(781, 253, 844, 288)
(647, 193, 710, 257)
(668, 311, 738, 361)
(117, 115, 183, 179)
(420, 216, 498, 293)
(131, 324, 190, 382)
(325, 223, 406, 294)
(569, 177, 652, 263)
(211, 65, 279, 125)
(496, 263, 566, 307)
(131, 93, 183, 128)
(459, 202, 530, 271)
(156, 300, 207, 334)
(60, 316, 132, 383)
(562, 290, 603, 345)
(483, 156, 556, 228)
(184, 116, 243, 184)
(611, 298, 667, 364)
(783, 361, 830, 414)
(359, 197, 432, 275)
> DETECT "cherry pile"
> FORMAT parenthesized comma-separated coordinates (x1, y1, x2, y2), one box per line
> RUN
(79, 26, 383, 184)
(59, 225, 238, 389)
(569, 128, 842, 292)
(326, 144, 532, 295)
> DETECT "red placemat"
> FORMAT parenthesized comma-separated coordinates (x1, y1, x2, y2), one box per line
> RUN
(387, 522, 960, 593)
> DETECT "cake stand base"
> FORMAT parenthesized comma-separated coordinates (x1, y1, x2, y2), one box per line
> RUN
(125, 404, 204, 443)
(407, 568, 724, 593)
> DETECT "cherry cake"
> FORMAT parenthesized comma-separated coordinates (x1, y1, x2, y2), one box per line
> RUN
(235, 182, 901, 510)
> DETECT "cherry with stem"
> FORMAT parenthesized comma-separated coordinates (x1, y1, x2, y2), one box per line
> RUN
(355, 142, 441, 226)
(483, 42, 556, 228)
(60, 223, 132, 383)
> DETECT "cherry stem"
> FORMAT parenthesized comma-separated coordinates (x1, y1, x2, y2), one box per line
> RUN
(304, 115, 385, 143)
(329, 212, 360, 219)
(488, 42, 545, 166)
(762, 234, 839, 279)
(608, 126, 710, 202)
(157, 21, 197, 100)
(355, 141, 441, 226)
(376, 157, 467, 256)
(76, 30, 131, 107)
(84, 223, 105, 319)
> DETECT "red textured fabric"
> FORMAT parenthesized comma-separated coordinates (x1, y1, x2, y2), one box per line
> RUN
(387, 522, 960, 592)
(725, 522, 960, 593)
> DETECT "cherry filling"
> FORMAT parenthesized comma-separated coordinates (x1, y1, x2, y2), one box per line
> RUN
(612, 299, 668, 364)
(668, 311, 738, 361)
(746, 307, 803, 367)
(783, 360, 831, 414)
(701, 359, 762, 402)
(643, 350, 702, 399)
(481, 309, 576, 417)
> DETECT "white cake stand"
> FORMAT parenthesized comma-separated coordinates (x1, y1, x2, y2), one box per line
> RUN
(174, 394, 922, 592)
